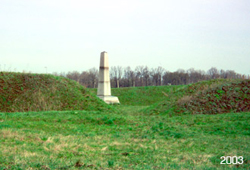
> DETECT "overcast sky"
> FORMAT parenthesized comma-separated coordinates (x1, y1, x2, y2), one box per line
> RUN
(1, 0, 250, 75)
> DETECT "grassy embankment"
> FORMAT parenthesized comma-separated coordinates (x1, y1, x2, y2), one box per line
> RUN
(144, 79, 250, 115)
(0, 72, 112, 112)
(0, 72, 249, 169)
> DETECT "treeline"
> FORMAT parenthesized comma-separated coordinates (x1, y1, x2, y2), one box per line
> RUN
(53, 66, 248, 88)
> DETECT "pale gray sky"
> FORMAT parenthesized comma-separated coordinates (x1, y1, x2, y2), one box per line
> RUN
(1, 0, 250, 74)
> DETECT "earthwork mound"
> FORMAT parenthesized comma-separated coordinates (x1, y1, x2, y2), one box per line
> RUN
(0, 72, 111, 112)
(144, 79, 250, 115)
(178, 79, 250, 114)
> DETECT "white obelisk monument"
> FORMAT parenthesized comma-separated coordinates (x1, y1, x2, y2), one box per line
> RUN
(97, 51, 120, 104)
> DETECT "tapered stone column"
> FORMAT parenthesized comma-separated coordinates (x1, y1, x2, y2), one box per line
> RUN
(97, 51, 120, 104)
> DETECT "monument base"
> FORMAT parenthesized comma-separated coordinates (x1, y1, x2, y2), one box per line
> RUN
(97, 95, 120, 104)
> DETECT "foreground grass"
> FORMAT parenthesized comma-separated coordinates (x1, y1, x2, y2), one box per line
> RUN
(1, 109, 249, 169)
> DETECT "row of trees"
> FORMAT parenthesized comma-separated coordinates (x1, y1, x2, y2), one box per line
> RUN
(53, 66, 248, 88)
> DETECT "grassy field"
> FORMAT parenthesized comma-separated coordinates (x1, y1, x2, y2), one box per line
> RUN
(89, 85, 184, 106)
(1, 109, 249, 169)
(1, 73, 250, 169)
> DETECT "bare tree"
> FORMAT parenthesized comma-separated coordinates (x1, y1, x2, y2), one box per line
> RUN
(135, 66, 144, 86)
(220, 69, 226, 78)
(59, 72, 66, 77)
(186, 68, 207, 83)
(150, 67, 165, 86)
(157, 66, 165, 86)
(143, 66, 150, 86)
(88, 68, 98, 88)
(110, 66, 117, 88)
(110, 66, 123, 88)
(163, 71, 179, 85)
(163, 71, 170, 85)
(124, 66, 133, 87)
(131, 70, 136, 87)
(66, 71, 80, 83)
(117, 66, 123, 88)
(55, 65, 245, 87)
(79, 71, 89, 87)
(151, 68, 158, 86)
(207, 67, 219, 79)
(225, 70, 237, 79)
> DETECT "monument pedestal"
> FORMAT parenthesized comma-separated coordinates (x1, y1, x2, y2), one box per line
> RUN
(97, 95, 120, 104)
(97, 51, 120, 104)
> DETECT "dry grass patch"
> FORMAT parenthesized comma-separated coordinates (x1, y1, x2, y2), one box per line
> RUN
(111, 141, 130, 146)
(177, 95, 193, 106)
(23, 151, 37, 158)
(1, 145, 18, 156)
(1, 129, 20, 139)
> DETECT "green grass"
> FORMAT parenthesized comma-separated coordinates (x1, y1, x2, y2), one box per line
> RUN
(0, 110, 249, 169)
(89, 85, 184, 106)
(1, 73, 250, 169)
